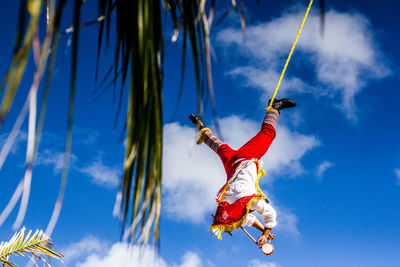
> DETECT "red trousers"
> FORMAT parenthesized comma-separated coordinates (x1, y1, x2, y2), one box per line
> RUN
(216, 123, 276, 180)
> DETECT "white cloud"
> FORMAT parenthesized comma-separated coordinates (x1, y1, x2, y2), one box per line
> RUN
(77, 242, 167, 267)
(62, 235, 107, 265)
(395, 169, 400, 186)
(162, 116, 319, 228)
(162, 122, 225, 223)
(217, 8, 391, 120)
(275, 207, 300, 238)
(35, 149, 77, 174)
(227, 67, 307, 97)
(78, 159, 121, 188)
(263, 125, 320, 178)
(315, 160, 334, 179)
(68, 236, 205, 267)
(172, 252, 203, 267)
(248, 260, 280, 267)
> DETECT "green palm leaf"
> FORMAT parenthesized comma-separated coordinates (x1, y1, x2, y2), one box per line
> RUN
(0, 227, 63, 267)
(114, 0, 163, 244)
(0, 0, 42, 126)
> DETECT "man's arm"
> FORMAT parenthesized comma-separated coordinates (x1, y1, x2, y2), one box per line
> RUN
(251, 217, 275, 247)
(250, 200, 277, 247)
(250, 216, 264, 232)
(256, 226, 275, 247)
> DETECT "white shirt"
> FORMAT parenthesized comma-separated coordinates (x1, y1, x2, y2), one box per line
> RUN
(224, 160, 258, 203)
(223, 160, 277, 229)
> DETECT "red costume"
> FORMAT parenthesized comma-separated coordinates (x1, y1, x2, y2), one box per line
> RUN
(199, 109, 279, 236)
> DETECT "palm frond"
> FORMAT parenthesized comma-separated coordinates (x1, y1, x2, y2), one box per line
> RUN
(0, 0, 42, 127)
(182, 1, 203, 114)
(0, 227, 63, 267)
(0, 0, 66, 232)
(94, 0, 113, 83)
(96, 0, 163, 245)
(168, 0, 225, 134)
(199, 0, 222, 137)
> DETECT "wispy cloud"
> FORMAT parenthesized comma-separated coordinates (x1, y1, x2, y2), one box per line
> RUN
(35, 149, 77, 174)
(275, 207, 300, 238)
(35, 127, 100, 150)
(395, 169, 400, 186)
(78, 159, 121, 188)
(217, 8, 391, 120)
(72, 126, 100, 146)
(33, 128, 121, 188)
(64, 236, 205, 267)
(162, 116, 318, 232)
(315, 160, 334, 180)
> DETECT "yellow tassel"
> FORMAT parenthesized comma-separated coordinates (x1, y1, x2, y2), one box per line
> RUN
(211, 226, 223, 240)
(197, 127, 211, 144)
(216, 182, 231, 204)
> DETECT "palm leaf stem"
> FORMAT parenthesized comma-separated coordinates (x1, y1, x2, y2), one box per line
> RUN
(200, 0, 222, 137)
(45, 0, 80, 236)
(63, 14, 106, 35)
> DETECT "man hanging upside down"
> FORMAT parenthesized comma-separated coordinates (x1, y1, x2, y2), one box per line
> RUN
(189, 98, 296, 248)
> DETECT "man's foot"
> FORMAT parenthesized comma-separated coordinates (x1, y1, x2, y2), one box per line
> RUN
(269, 98, 296, 112)
(189, 114, 205, 130)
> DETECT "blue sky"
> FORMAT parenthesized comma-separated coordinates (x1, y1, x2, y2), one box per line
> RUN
(1, 1, 400, 266)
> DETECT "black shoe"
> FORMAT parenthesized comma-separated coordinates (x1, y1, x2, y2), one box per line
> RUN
(189, 114, 206, 130)
(268, 98, 296, 112)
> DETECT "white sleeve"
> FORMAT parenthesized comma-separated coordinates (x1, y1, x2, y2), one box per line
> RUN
(252, 199, 277, 229)
(243, 213, 256, 227)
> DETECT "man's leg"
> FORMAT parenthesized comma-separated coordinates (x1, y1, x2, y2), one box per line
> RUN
(234, 109, 279, 160)
(199, 129, 236, 175)
(190, 114, 236, 175)
(235, 98, 296, 160)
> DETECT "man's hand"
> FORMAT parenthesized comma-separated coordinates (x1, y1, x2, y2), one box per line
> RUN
(256, 228, 275, 248)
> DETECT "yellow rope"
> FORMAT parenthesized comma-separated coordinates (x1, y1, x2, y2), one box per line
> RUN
(255, 166, 266, 199)
(266, 0, 313, 110)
